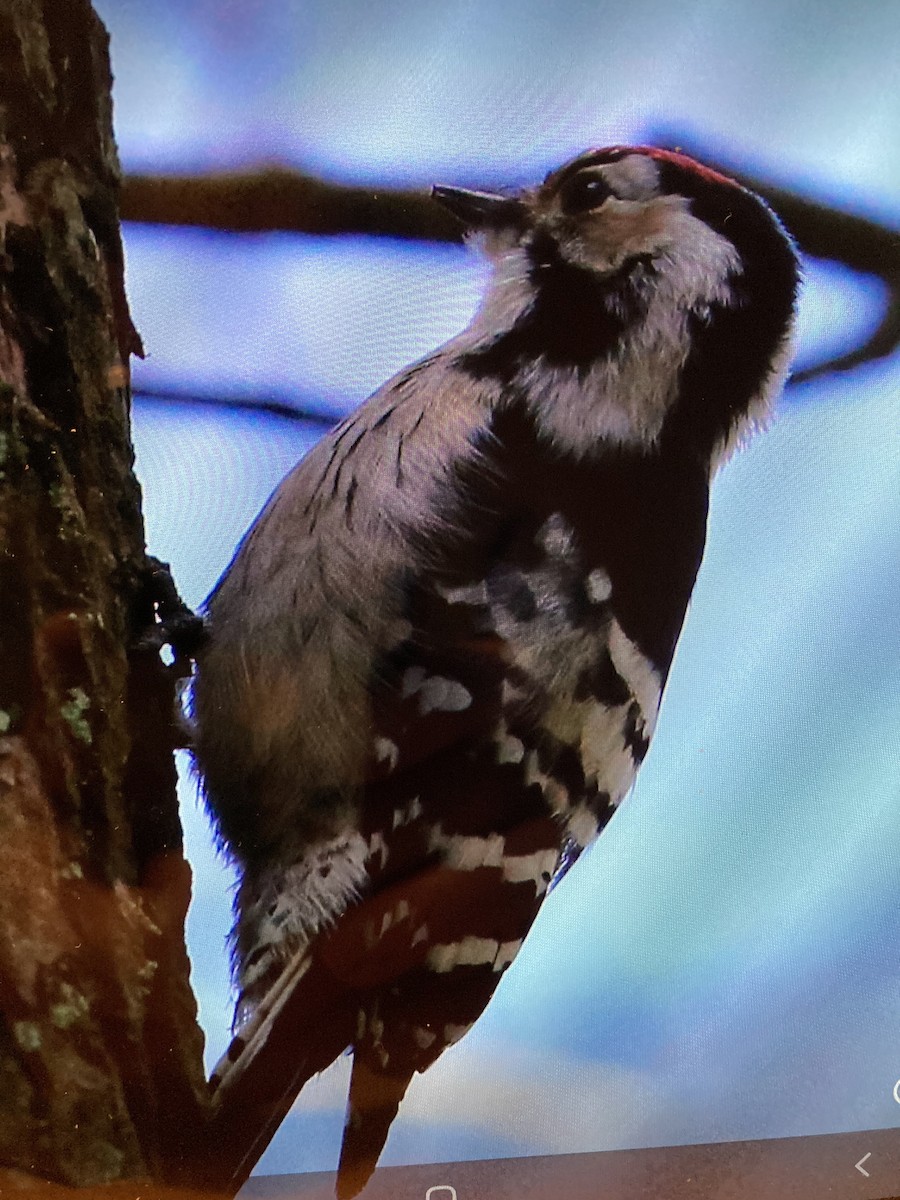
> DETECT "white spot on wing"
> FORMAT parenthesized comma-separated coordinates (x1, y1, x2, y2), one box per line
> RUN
(374, 736, 399, 772)
(436, 579, 490, 606)
(501, 679, 529, 709)
(368, 831, 388, 869)
(502, 847, 558, 890)
(429, 825, 556, 894)
(524, 750, 570, 812)
(402, 667, 473, 714)
(496, 731, 525, 764)
(567, 805, 600, 848)
(494, 939, 523, 971)
(585, 568, 612, 604)
(579, 702, 636, 802)
(429, 828, 507, 872)
(391, 795, 423, 829)
(427, 936, 500, 973)
(608, 619, 662, 736)
(427, 944, 457, 973)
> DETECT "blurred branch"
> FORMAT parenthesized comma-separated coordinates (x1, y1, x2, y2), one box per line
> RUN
(121, 167, 464, 242)
(120, 148, 900, 388)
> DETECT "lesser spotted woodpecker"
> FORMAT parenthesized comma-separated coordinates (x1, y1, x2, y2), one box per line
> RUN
(192, 146, 800, 1197)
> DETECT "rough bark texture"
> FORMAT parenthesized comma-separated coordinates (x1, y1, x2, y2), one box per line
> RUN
(0, 1, 208, 1189)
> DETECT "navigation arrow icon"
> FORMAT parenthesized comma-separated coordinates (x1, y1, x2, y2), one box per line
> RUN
(855, 1152, 872, 1177)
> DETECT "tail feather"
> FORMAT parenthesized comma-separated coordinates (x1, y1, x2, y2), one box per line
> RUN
(337, 1054, 415, 1200)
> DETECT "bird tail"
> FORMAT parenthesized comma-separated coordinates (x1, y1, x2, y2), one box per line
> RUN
(336, 1052, 415, 1199)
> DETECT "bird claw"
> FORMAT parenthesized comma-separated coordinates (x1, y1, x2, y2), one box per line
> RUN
(133, 556, 207, 663)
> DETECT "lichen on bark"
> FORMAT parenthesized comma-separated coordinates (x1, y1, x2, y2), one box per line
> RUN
(0, 0, 209, 1188)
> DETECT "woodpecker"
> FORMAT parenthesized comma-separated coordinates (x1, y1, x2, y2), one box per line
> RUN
(192, 146, 800, 1197)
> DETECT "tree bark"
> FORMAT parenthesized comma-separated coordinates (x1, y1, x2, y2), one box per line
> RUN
(0, 1, 209, 1189)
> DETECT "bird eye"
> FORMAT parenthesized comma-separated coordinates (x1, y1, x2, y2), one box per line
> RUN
(561, 171, 614, 215)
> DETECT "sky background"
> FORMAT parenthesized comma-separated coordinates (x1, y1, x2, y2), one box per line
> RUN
(94, 0, 900, 1180)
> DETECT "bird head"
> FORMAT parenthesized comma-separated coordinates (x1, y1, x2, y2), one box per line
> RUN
(434, 144, 796, 301)
(433, 146, 800, 459)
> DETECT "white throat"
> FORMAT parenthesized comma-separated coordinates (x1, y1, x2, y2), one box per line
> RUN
(460, 211, 742, 458)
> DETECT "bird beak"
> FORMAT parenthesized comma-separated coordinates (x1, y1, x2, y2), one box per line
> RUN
(431, 185, 525, 230)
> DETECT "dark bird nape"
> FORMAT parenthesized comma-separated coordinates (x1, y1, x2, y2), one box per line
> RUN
(193, 145, 800, 1197)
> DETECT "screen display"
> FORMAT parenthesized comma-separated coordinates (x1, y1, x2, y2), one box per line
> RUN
(94, 0, 900, 1195)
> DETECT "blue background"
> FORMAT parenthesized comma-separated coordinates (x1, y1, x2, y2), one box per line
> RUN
(96, 0, 900, 1176)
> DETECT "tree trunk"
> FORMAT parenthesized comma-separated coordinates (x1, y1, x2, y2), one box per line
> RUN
(0, 1, 209, 1189)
